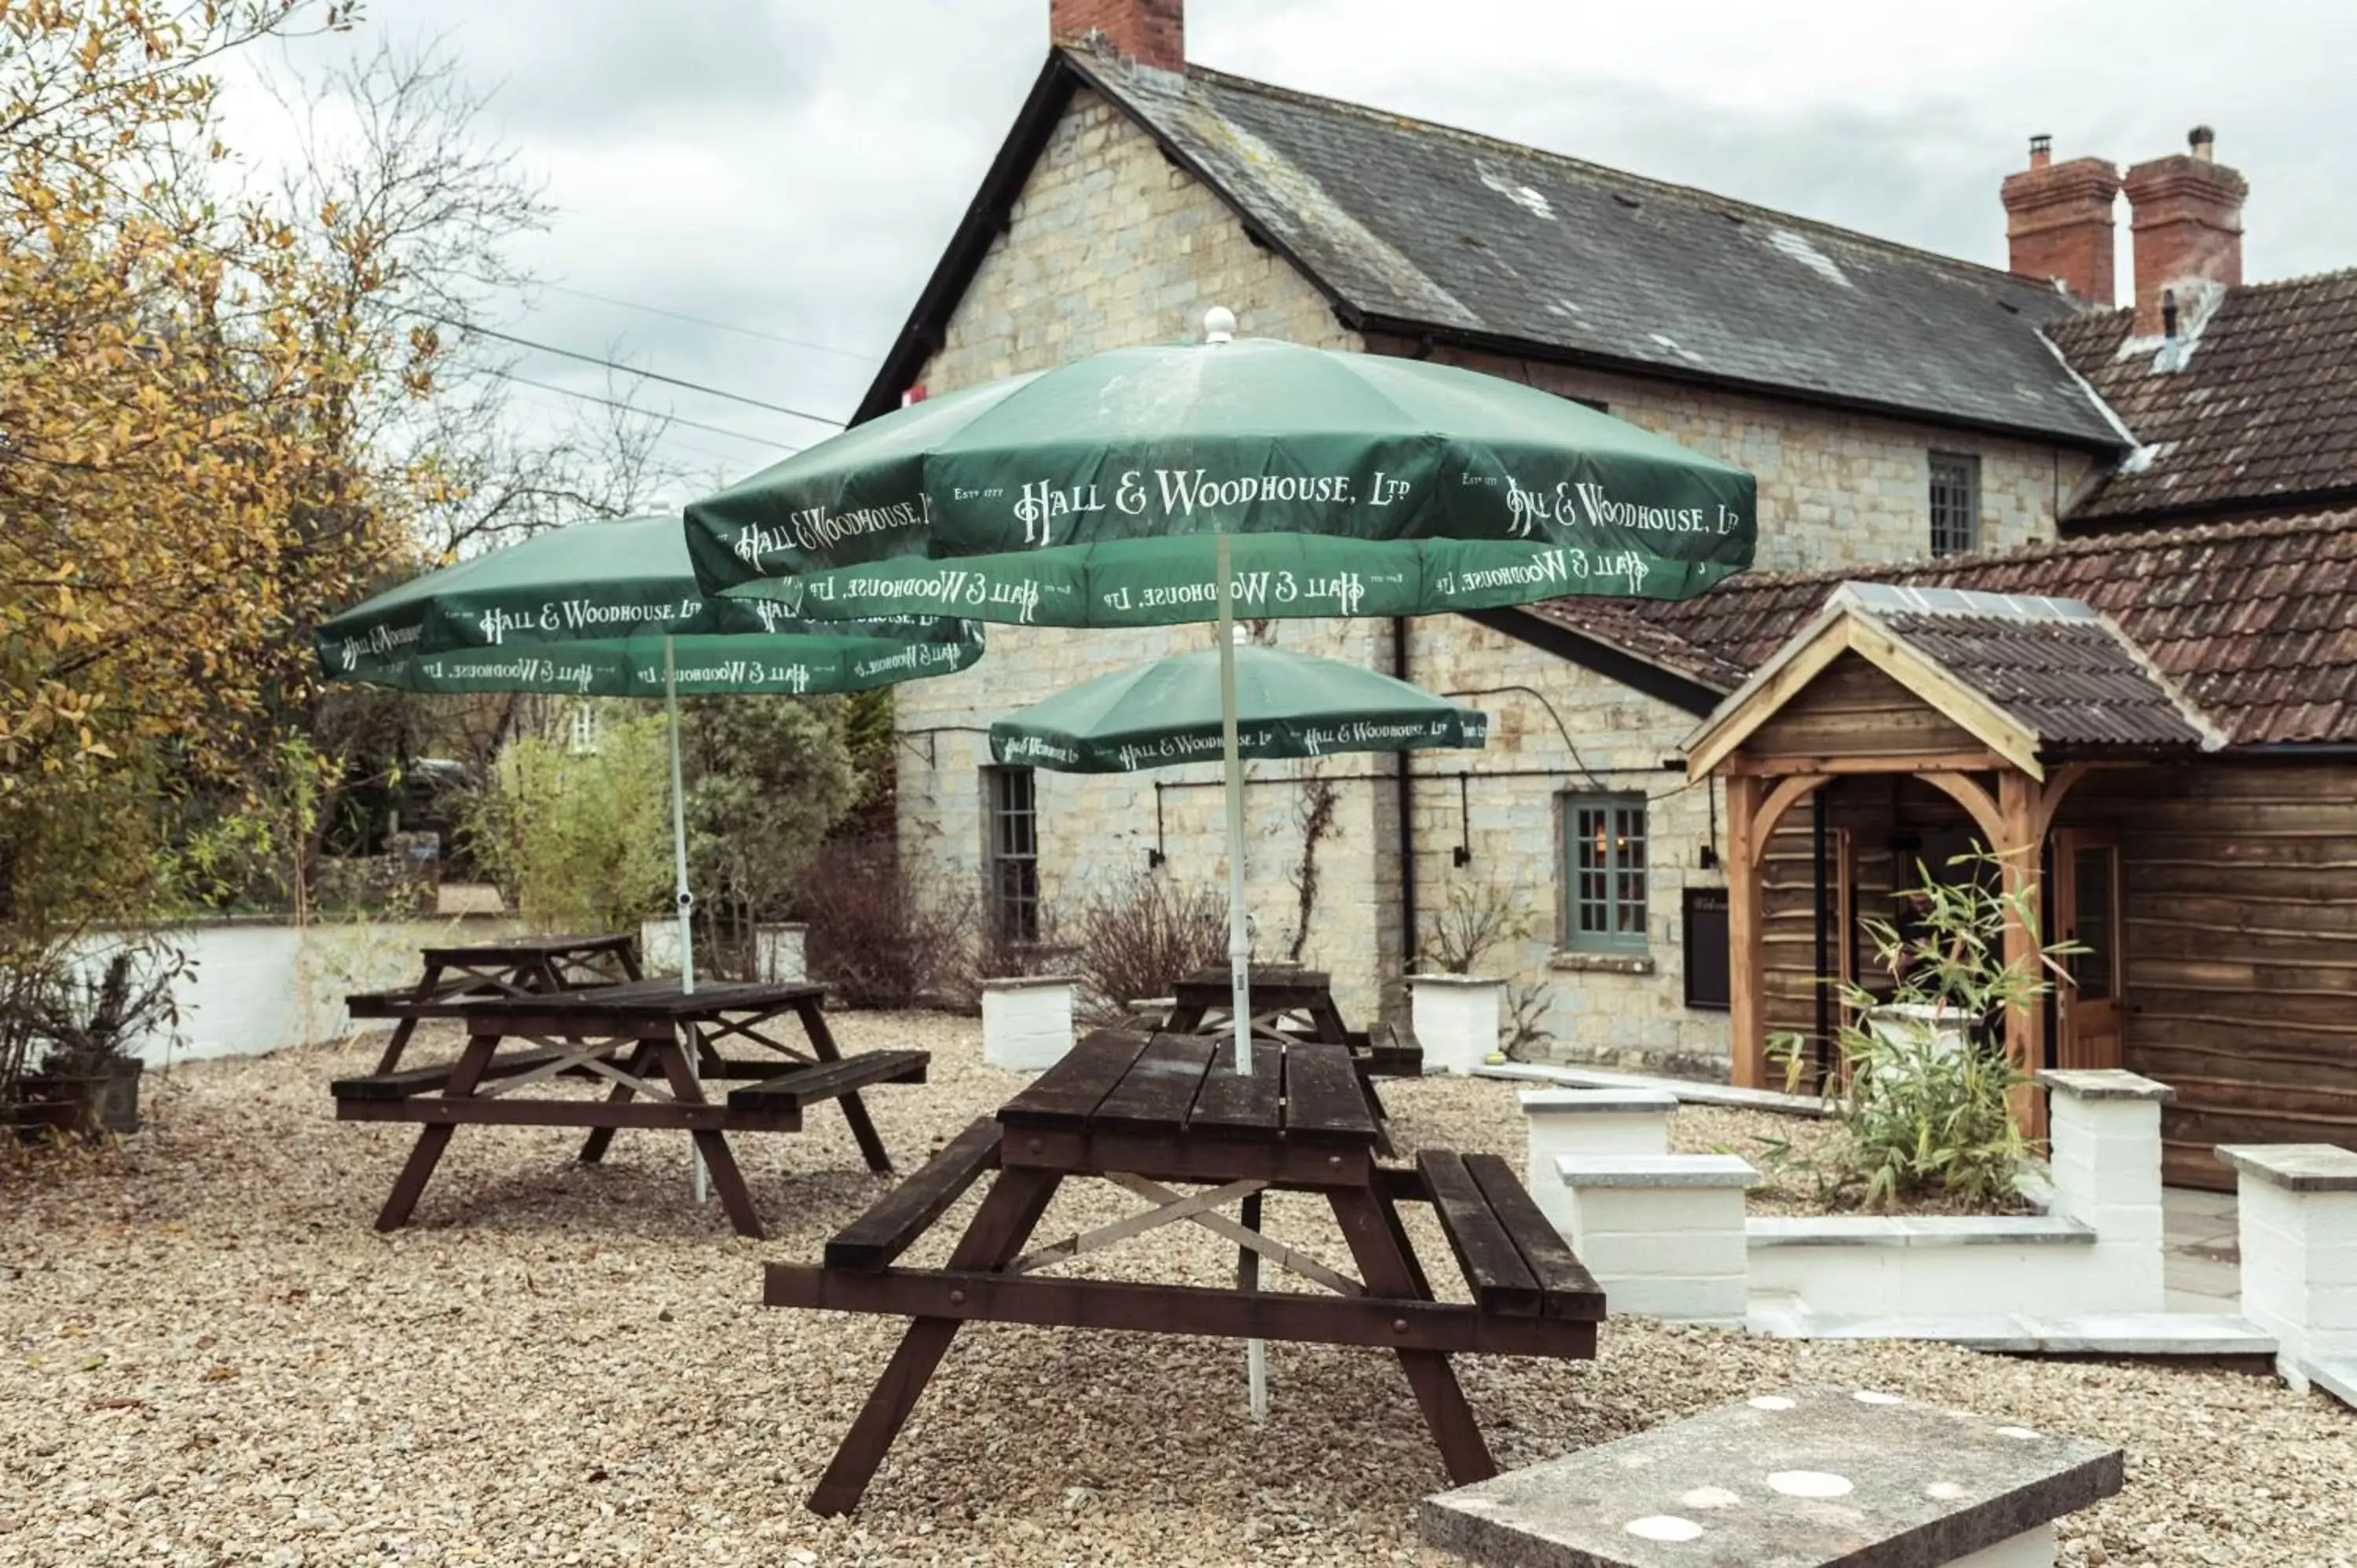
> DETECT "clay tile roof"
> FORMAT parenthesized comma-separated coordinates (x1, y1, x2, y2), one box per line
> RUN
(1838, 586, 2214, 749)
(1535, 508, 2357, 746)
(1067, 53, 2126, 449)
(2047, 268, 2357, 522)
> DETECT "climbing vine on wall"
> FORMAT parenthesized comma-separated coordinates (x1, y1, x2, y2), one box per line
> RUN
(1286, 774, 1341, 965)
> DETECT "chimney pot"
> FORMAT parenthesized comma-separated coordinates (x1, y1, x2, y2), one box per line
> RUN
(1050, 0, 1186, 73)
(2000, 138, 2121, 306)
(2190, 124, 2216, 161)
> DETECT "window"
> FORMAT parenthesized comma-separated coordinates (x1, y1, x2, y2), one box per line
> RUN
(1681, 887, 1730, 1009)
(1564, 794, 1648, 952)
(567, 702, 599, 755)
(983, 767, 1040, 943)
(1929, 451, 1981, 558)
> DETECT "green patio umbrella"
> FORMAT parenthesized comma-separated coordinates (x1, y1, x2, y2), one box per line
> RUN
(684, 313, 1754, 1409)
(989, 642, 1487, 773)
(318, 517, 982, 1207)
(317, 513, 983, 998)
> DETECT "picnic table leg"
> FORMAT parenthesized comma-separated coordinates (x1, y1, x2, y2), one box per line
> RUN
(795, 998, 894, 1174)
(374, 1031, 500, 1232)
(651, 1031, 764, 1237)
(579, 1039, 659, 1164)
(371, 962, 445, 1075)
(1327, 1186, 1495, 1486)
(809, 1167, 1062, 1517)
(617, 939, 645, 982)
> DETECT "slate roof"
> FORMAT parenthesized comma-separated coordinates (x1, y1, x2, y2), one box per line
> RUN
(1532, 509, 2357, 746)
(2047, 268, 2357, 522)
(861, 47, 2128, 447)
(1833, 586, 2216, 750)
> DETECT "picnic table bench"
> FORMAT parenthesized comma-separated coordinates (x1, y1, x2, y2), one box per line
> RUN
(346, 932, 642, 1075)
(768, 1028, 1602, 1515)
(332, 979, 926, 1238)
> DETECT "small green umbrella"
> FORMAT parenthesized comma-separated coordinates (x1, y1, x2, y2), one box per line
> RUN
(990, 643, 1486, 773)
(317, 514, 983, 995)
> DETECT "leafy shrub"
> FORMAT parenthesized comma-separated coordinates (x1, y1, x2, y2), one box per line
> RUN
(1761, 849, 2073, 1213)
(679, 695, 858, 976)
(787, 838, 968, 1010)
(460, 706, 670, 932)
(1071, 873, 1230, 1024)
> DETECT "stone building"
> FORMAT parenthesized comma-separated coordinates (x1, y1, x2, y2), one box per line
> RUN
(867, 0, 2353, 1077)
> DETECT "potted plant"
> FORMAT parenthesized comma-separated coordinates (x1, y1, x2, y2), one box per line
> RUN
(24, 940, 187, 1136)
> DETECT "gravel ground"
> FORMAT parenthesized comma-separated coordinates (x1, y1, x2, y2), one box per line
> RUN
(3, 1014, 2352, 1567)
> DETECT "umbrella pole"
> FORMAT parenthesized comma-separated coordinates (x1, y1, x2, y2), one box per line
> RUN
(665, 636, 708, 1208)
(1215, 534, 1269, 1423)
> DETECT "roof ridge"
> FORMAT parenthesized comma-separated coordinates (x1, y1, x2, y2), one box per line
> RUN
(1166, 59, 2064, 300)
(1684, 507, 2357, 600)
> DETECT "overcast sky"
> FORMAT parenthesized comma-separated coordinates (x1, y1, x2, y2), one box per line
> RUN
(221, 0, 2356, 498)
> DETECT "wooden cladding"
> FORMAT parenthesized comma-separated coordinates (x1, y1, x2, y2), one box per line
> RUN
(2067, 761, 2357, 1189)
(1745, 653, 1983, 762)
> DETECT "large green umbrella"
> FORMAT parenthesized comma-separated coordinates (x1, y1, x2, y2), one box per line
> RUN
(990, 643, 1486, 773)
(683, 325, 1754, 626)
(684, 315, 1753, 1409)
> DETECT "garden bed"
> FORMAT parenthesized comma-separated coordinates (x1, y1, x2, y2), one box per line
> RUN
(0, 1022, 2348, 1566)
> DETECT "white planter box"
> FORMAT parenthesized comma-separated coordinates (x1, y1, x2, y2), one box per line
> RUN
(1409, 974, 1503, 1075)
(755, 922, 808, 983)
(982, 976, 1078, 1072)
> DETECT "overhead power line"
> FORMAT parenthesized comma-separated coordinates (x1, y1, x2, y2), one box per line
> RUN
(535, 281, 882, 364)
(418, 313, 847, 429)
(489, 368, 805, 453)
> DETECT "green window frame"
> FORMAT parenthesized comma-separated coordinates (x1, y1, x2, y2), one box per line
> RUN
(1564, 793, 1649, 953)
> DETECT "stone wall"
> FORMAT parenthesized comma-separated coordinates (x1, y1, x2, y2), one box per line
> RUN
(1398, 614, 1728, 1068)
(891, 86, 2102, 1069)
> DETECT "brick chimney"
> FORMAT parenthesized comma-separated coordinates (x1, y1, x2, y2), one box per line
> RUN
(2000, 134, 2122, 306)
(2123, 126, 2247, 336)
(1051, 0, 1184, 73)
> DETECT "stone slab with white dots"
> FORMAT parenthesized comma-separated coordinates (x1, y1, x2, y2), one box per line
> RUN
(1419, 1387, 2122, 1568)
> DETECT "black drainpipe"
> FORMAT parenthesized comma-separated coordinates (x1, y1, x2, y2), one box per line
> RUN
(1394, 615, 1417, 991)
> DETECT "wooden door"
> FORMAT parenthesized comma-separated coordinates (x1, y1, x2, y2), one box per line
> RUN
(2053, 827, 2124, 1070)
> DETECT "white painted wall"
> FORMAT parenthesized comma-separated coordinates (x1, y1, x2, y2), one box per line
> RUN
(1411, 976, 1502, 1074)
(96, 918, 523, 1065)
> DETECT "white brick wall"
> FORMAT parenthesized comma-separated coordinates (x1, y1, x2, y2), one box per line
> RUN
(2222, 1145, 2357, 1392)
(1560, 1154, 1757, 1325)
(2040, 1070, 2172, 1312)
(1520, 1090, 1675, 1233)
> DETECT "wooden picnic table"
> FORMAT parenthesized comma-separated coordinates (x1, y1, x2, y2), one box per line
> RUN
(768, 1028, 1602, 1515)
(346, 931, 643, 1075)
(332, 979, 927, 1239)
(1160, 965, 1422, 1150)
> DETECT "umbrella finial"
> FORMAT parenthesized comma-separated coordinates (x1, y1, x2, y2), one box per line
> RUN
(1203, 306, 1236, 345)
